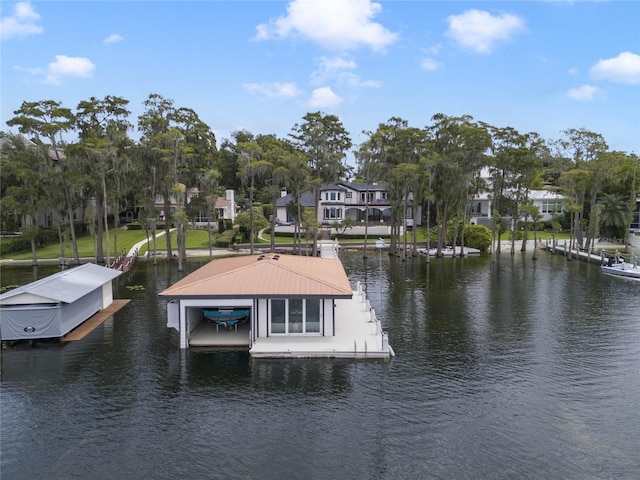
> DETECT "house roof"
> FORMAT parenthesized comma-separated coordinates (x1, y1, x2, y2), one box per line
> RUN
(159, 254, 353, 299)
(215, 197, 230, 208)
(338, 182, 387, 192)
(0, 263, 122, 305)
(275, 191, 316, 208)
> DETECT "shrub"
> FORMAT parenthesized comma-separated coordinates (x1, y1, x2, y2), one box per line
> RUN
(215, 228, 237, 248)
(463, 224, 492, 252)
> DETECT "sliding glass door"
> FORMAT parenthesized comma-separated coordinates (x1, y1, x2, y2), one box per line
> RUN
(269, 298, 321, 335)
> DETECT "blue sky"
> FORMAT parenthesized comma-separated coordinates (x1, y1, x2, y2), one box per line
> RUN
(2, 1, 639, 156)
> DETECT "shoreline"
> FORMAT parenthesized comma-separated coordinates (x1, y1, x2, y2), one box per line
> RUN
(1, 240, 635, 267)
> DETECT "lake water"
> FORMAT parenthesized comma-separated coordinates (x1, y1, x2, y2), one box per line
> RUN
(1, 250, 639, 479)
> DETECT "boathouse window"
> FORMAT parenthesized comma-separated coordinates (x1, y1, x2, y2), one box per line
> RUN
(271, 299, 286, 334)
(305, 298, 320, 333)
(269, 298, 321, 335)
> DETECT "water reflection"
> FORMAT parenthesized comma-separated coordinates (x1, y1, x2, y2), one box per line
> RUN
(1, 252, 639, 479)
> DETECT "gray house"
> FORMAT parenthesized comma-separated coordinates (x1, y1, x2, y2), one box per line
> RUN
(0, 263, 122, 341)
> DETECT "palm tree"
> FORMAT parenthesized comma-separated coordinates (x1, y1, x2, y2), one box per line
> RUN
(598, 192, 629, 239)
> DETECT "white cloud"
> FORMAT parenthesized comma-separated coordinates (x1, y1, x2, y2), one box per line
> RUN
(103, 33, 124, 44)
(446, 9, 525, 54)
(339, 72, 380, 88)
(306, 87, 343, 108)
(423, 44, 442, 56)
(310, 54, 379, 88)
(254, 0, 398, 52)
(420, 58, 442, 71)
(244, 82, 301, 97)
(565, 84, 598, 101)
(44, 55, 96, 85)
(590, 51, 640, 84)
(311, 55, 356, 84)
(0, 1, 43, 40)
(12, 64, 42, 75)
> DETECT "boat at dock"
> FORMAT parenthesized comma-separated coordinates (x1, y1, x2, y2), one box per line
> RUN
(600, 251, 640, 280)
(203, 309, 250, 328)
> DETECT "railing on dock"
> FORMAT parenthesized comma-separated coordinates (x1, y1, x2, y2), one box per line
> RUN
(110, 248, 139, 272)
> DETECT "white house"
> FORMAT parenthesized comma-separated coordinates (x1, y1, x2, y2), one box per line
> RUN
(469, 167, 565, 224)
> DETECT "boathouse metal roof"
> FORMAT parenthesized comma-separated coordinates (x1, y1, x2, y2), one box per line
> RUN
(159, 254, 353, 299)
(0, 263, 122, 306)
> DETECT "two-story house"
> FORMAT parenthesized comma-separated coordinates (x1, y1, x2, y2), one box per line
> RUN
(469, 168, 565, 226)
(275, 182, 420, 229)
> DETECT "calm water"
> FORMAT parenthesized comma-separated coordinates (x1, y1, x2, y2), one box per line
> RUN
(1, 251, 639, 479)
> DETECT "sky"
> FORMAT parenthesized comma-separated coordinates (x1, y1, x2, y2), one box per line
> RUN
(1, 0, 639, 157)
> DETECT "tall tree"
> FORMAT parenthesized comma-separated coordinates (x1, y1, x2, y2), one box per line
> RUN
(73, 95, 132, 265)
(364, 117, 425, 255)
(238, 140, 270, 254)
(258, 135, 292, 253)
(553, 128, 608, 249)
(6, 100, 80, 264)
(427, 114, 489, 256)
(290, 112, 352, 256)
(0, 135, 50, 265)
(138, 94, 181, 263)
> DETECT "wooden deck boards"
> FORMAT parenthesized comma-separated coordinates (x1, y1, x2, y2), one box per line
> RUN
(62, 299, 130, 342)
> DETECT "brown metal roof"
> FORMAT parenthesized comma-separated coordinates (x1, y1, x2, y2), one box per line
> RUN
(159, 254, 353, 298)
(215, 197, 230, 208)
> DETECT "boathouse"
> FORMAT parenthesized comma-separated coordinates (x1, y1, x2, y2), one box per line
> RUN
(159, 254, 393, 358)
(0, 263, 123, 342)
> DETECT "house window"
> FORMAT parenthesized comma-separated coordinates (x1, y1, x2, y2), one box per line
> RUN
(330, 192, 336, 201)
(269, 298, 321, 335)
(381, 192, 388, 200)
(346, 192, 352, 198)
(541, 200, 562, 214)
(323, 208, 342, 220)
(337, 193, 341, 201)
(360, 192, 375, 202)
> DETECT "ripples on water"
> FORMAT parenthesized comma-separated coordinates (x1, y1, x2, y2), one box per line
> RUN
(1, 252, 639, 479)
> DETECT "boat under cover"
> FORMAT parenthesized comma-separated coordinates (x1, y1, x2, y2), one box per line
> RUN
(203, 308, 250, 327)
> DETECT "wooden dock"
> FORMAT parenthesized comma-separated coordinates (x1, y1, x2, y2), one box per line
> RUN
(62, 299, 130, 342)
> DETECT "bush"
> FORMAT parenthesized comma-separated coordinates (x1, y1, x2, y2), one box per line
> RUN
(234, 210, 269, 235)
(215, 228, 237, 248)
(463, 224, 492, 252)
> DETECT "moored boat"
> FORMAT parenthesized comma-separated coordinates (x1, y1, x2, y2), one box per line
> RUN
(600, 251, 640, 280)
(203, 308, 250, 327)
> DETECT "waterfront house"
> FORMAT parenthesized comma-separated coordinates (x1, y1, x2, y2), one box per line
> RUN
(0, 263, 123, 342)
(275, 182, 420, 231)
(159, 253, 392, 358)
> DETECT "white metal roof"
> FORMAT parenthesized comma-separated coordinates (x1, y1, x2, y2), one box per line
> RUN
(0, 263, 122, 306)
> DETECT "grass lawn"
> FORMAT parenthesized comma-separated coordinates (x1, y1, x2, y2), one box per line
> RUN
(2, 224, 574, 261)
(6, 228, 149, 260)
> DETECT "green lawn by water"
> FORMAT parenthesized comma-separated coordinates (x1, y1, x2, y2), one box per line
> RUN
(2, 226, 571, 260)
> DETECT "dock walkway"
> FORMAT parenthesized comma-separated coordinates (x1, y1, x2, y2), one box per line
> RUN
(62, 299, 130, 342)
